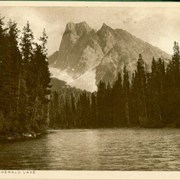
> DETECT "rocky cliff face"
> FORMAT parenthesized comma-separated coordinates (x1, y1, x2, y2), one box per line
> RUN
(49, 22, 103, 78)
(49, 22, 170, 91)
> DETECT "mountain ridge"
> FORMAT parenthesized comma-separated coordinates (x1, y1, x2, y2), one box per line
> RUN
(49, 22, 170, 91)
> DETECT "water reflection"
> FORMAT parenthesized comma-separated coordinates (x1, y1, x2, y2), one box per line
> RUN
(1, 129, 180, 170)
(0, 135, 51, 170)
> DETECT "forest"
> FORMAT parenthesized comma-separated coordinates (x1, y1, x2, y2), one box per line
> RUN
(0, 17, 51, 136)
(50, 42, 180, 129)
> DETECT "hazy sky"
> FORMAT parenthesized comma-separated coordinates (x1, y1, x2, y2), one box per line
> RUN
(1, 6, 180, 55)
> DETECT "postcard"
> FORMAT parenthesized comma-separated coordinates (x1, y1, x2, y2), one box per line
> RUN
(0, 1, 180, 179)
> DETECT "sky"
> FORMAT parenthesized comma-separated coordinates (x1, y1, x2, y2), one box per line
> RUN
(1, 6, 180, 55)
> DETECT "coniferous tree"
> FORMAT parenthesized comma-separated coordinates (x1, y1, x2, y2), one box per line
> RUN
(70, 93, 76, 127)
(90, 92, 97, 128)
(97, 81, 107, 127)
(105, 82, 113, 127)
(148, 57, 163, 127)
(0, 16, 8, 132)
(5, 20, 23, 132)
(112, 73, 124, 127)
(30, 30, 50, 132)
(0, 17, 8, 114)
(130, 72, 139, 126)
(123, 65, 130, 126)
(49, 91, 60, 128)
(136, 54, 148, 127)
(20, 22, 34, 131)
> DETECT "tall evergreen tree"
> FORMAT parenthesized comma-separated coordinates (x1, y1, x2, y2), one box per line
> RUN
(90, 92, 97, 128)
(70, 93, 76, 127)
(0, 16, 8, 132)
(136, 54, 148, 127)
(123, 65, 130, 126)
(20, 22, 34, 130)
(97, 81, 107, 127)
(112, 72, 124, 127)
(29, 30, 50, 132)
(148, 57, 164, 127)
(7, 21, 21, 113)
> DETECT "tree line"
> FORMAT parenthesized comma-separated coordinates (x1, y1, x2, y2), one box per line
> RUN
(50, 42, 180, 128)
(0, 17, 51, 135)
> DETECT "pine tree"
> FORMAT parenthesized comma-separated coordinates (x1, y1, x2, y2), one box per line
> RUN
(0, 16, 8, 132)
(130, 72, 139, 126)
(123, 65, 130, 126)
(29, 30, 50, 132)
(70, 93, 76, 127)
(97, 81, 107, 127)
(49, 91, 59, 128)
(112, 73, 124, 127)
(20, 22, 34, 63)
(0, 16, 8, 115)
(136, 54, 148, 127)
(20, 22, 34, 131)
(148, 57, 163, 127)
(105, 82, 113, 127)
(7, 21, 21, 112)
(90, 92, 97, 128)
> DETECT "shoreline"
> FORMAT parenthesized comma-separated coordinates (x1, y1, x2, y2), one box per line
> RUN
(0, 131, 48, 142)
(1, 127, 179, 142)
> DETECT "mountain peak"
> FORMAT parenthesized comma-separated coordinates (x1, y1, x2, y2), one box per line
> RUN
(76, 21, 92, 35)
(65, 21, 92, 36)
(100, 23, 113, 31)
(102, 23, 109, 27)
(65, 22, 76, 33)
(77, 21, 89, 27)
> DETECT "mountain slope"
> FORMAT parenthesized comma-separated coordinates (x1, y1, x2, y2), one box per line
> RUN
(49, 22, 170, 91)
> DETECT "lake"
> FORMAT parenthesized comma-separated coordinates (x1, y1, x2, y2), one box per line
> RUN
(0, 129, 180, 170)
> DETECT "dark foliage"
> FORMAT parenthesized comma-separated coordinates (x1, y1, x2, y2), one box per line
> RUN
(0, 17, 50, 135)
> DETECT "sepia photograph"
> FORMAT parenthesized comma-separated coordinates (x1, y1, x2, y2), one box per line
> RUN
(0, 1, 180, 179)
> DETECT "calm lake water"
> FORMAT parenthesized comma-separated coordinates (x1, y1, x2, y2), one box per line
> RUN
(0, 129, 180, 170)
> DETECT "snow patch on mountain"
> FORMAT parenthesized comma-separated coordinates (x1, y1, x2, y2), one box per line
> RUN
(50, 67, 97, 92)
(68, 69, 97, 92)
(49, 67, 74, 83)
